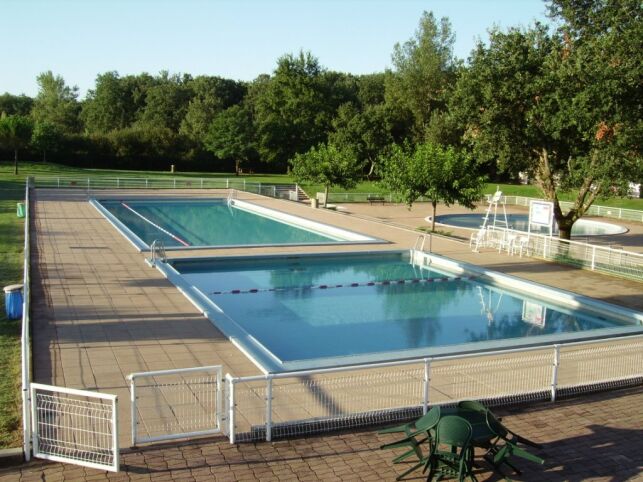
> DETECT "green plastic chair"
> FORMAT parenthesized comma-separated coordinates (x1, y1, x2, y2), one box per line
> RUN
(379, 406, 441, 480)
(483, 410, 545, 478)
(424, 415, 477, 482)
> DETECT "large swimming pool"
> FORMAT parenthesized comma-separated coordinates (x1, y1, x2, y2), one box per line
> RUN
(158, 251, 642, 372)
(91, 198, 380, 250)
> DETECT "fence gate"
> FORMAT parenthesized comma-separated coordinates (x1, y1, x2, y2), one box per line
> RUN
(30, 383, 119, 472)
(128, 365, 223, 446)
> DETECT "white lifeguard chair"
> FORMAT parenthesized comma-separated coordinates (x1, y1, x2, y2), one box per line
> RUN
(481, 189, 509, 230)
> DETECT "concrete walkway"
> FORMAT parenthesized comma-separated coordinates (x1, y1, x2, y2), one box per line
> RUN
(26, 188, 642, 471)
(3, 385, 642, 480)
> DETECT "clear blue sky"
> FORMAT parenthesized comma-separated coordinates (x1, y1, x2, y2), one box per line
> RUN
(1, 0, 549, 98)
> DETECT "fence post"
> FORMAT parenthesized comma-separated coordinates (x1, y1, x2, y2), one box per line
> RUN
(57, 177, 60, 188)
(422, 358, 432, 414)
(200, 178, 204, 189)
(551, 344, 561, 402)
(30, 386, 38, 456)
(113, 396, 120, 472)
(591, 246, 596, 270)
(265, 376, 273, 442)
(117, 178, 120, 189)
(87, 178, 90, 189)
(243, 179, 246, 189)
(145, 178, 148, 188)
(227, 375, 236, 444)
(173, 178, 176, 189)
(129, 375, 137, 446)
(272, 185, 276, 198)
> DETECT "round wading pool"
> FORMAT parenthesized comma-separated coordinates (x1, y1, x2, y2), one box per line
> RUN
(434, 213, 628, 236)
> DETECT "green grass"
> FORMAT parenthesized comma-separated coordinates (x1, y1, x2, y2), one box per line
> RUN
(0, 183, 24, 449)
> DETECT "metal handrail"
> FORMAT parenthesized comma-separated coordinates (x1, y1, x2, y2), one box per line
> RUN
(21, 177, 32, 460)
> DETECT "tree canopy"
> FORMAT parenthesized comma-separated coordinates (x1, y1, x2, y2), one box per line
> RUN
(290, 143, 364, 206)
(380, 142, 486, 230)
(0, 0, 639, 232)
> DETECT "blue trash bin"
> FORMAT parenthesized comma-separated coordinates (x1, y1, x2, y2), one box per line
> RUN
(4, 284, 23, 320)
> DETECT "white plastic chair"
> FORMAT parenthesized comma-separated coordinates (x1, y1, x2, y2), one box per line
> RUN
(470, 228, 487, 252)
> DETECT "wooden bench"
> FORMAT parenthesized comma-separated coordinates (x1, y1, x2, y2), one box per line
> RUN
(367, 195, 386, 205)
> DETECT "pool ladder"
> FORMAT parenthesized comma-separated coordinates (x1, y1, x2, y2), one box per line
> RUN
(413, 234, 432, 252)
(227, 188, 237, 206)
(150, 239, 167, 267)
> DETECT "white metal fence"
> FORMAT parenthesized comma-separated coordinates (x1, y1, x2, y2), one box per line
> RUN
(484, 226, 643, 281)
(485, 194, 643, 223)
(30, 383, 119, 472)
(32, 175, 295, 199)
(128, 366, 223, 446)
(225, 335, 643, 443)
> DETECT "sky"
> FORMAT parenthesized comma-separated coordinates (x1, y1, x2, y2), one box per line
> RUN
(1, 0, 549, 98)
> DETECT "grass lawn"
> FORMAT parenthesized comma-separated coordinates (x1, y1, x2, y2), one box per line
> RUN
(0, 181, 24, 449)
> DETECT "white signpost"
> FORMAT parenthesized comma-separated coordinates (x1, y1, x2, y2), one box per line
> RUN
(528, 200, 554, 237)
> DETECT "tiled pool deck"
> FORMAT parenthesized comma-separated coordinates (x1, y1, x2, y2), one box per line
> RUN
(3, 386, 642, 480)
(20, 188, 643, 478)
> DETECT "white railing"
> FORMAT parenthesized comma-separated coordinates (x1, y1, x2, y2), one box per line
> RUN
(30, 383, 119, 472)
(224, 335, 643, 443)
(485, 194, 643, 223)
(32, 175, 295, 199)
(484, 226, 643, 281)
(128, 366, 223, 446)
(21, 177, 32, 460)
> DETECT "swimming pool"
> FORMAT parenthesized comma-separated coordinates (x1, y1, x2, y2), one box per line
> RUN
(435, 213, 627, 236)
(91, 198, 380, 250)
(157, 251, 643, 372)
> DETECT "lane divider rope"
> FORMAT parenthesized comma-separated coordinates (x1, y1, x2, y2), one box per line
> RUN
(121, 202, 191, 247)
(212, 275, 477, 295)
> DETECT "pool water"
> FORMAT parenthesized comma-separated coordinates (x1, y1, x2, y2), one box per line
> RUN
(435, 213, 627, 236)
(97, 199, 369, 248)
(171, 252, 627, 371)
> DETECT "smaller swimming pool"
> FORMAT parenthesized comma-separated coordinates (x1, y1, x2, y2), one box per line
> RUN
(435, 213, 627, 236)
(91, 197, 382, 250)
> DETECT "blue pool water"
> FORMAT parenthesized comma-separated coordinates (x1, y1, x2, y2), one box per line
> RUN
(169, 252, 631, 371)
(97, 199, 369, 248)
(435, 213, 627, 236)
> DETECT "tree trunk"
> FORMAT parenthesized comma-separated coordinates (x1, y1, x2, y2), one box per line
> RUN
(14, 149, 18, 175)
(557, 219, 574, 240)
(366, 160, 376, 180)
(431, 200, 437, 232)
(324, 185, 329, 208)
(234, 159, 240, 176)
(43, 150, 47, 163)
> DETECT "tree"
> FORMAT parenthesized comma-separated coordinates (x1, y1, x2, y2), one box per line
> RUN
(31, 71, 81, 133)
(253, 52, 342, 166)
(450, 0, 642, 239)
(137, 71, 193, 131)
(0, 115, 34, 174)
(180, 76, 246, 143)
(31, 121, 62, 162)
(329, 103, 393, 178)
(385, 11, 458, 142)
(81, 71, 133, 133)
(380, 142, 485, 231)
(290, 143, 364, 207)
(0, 93, 34, 116)
(205, 104, 257, 175)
